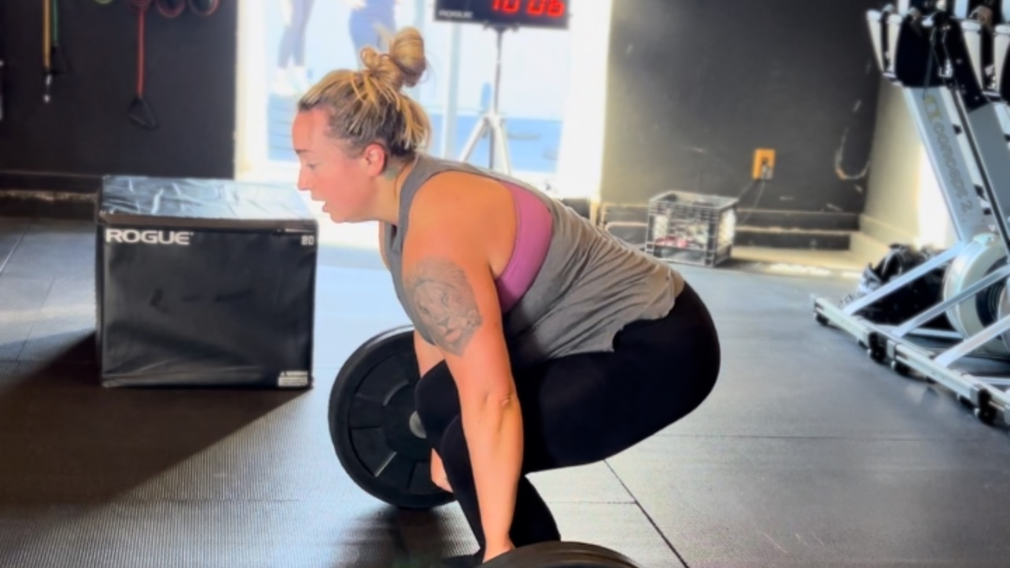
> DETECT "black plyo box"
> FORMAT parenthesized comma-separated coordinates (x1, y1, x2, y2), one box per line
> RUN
(95, 176, 318, 389)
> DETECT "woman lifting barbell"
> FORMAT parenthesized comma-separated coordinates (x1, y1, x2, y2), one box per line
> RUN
(290, 27, 721, 567)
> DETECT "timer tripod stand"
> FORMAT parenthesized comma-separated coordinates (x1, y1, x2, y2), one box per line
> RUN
(458, 23, 520, 174)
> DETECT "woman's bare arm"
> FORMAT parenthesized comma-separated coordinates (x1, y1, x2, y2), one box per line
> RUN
(401, 181, 521, 557)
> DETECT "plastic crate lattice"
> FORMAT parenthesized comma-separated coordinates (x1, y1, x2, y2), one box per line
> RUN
(645, 190, 738, 267)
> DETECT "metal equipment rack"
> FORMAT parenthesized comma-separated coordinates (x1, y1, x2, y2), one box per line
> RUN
(813, 0, 1010, 426)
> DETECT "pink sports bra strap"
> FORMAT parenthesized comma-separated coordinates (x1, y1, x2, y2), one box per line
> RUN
(495, 183, 553, 313)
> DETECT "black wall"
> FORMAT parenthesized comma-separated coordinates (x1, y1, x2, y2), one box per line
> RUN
(0, 1, 237, 190)
(601, 0, 881, 219)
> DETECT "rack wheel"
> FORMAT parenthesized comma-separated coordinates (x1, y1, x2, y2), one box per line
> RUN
(814, 312, 829, 326)
(867, 343, 886, 363)
(890, 360, 911, 376)
(974, 405, 997, 425)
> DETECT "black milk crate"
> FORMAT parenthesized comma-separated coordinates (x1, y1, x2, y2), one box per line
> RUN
(645, 190, 738, 267)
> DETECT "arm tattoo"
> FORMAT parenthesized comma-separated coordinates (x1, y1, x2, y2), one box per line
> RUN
(404, 257, 483, 356)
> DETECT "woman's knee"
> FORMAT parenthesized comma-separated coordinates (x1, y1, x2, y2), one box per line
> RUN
(414, 361, 459, 446)
(437, 419, 472, 479)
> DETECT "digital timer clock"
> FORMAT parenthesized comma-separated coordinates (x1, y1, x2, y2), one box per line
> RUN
(434, 0, 570, 30)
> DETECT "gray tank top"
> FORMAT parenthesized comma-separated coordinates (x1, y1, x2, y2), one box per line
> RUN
(382, 154, 685, 368)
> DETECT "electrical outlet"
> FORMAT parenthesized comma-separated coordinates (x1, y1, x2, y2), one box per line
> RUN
(753, 149, 776, 180)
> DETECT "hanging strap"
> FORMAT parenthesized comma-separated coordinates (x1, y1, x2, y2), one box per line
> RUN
(51, 0, 58, 51)
(43, 0, 52, 103)
(50, 0, 71, 76)
(128, 0, 158, 129)
(136, 1, 147, 97)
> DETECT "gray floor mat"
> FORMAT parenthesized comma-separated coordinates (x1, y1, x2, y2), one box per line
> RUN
(18, 277, 97, 363)
(1, 219, 95, 280)
(0, 276, 53, 362)
(3, 217, 1010, 568)
(0, 218, 29, 272)
(609, 434, 1010, 568)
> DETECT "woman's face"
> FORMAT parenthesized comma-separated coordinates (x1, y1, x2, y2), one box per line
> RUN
(291, 108, 384, 223)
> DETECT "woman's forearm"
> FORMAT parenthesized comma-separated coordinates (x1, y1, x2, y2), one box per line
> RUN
(461, 392, 523, 550)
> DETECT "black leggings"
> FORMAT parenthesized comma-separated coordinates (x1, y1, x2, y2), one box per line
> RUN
(414, 282, 721, 552)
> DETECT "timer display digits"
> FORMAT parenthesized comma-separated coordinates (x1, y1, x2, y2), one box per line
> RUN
(492, 0, 565, 17)
(434, 0, 570, 30)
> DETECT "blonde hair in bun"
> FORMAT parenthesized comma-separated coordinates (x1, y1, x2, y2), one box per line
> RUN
(298, 27, 431, 160)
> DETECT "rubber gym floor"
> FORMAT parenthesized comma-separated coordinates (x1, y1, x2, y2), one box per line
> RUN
(3, 216, 1010, 568)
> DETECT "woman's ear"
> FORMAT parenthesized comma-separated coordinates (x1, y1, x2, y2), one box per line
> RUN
(362, 143, 389, 177)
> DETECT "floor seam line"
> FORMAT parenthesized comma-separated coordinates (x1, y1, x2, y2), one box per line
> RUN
(604, 459, 692, 568)
(0, 219, 29, 274)
(14, 276, 56, 364)
(656, 434, 979, 442)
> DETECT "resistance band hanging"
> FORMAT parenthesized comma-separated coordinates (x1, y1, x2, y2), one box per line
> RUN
(43, 0, 51, 103)
(128, 0, 157, 129)
(42, 0, 70, 104)
(122, 0, 220, 128)
(50, 0, 70, 76)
